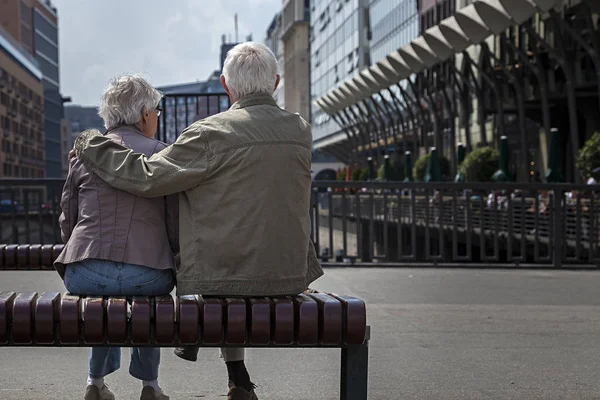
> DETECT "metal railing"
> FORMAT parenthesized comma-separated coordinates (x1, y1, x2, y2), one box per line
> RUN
(0, 179, 598, 268)
(310, 181, 600, 268)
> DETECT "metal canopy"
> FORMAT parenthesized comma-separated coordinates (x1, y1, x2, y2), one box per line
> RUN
(359, 70, 385, 91)
(316, 0, 561, 114)
(368, 65, 395, 88)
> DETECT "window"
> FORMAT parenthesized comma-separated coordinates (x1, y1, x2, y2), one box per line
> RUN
(38, 58, 59, 83)
(33, 11, 58, 44)
(20, 25, 33, 49)
(34, 33, 58, 61)
(20, 2, 32, 26)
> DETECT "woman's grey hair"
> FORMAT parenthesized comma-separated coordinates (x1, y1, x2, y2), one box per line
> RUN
(98, 74, 162, 130)
(222, 42, 278, 100)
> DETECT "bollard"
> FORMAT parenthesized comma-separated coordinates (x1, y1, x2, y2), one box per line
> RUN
(545, 128, 563, 182)
(492, 136, 513, 181)
(404, 151, 413, 182)
(455, 143, 466, 182)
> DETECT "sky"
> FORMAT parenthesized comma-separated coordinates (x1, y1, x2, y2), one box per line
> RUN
(52, 0, 281, 106)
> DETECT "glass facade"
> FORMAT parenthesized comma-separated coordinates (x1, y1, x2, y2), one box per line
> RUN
(33, 7, 62, 177)
(159, 94, 229, 143)
(310, 0, 370, 141)
(369, 0, 419, 64)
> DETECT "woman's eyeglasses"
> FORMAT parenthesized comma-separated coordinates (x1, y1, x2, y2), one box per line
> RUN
(155, 107, 162, 117)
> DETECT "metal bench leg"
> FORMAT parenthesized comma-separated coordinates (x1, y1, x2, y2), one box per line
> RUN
(340, 339, 369, 399)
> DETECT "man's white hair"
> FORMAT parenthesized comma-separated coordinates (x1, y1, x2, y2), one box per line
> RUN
(98, 74, 162, 130)
(222, 42, 278, 100)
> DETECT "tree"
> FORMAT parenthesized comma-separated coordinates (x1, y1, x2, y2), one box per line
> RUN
(459, 146, 500, 182)
(377, 158, 405, 181)
(413, 153, 450, 181)
(576, 131, 600, 180)
(351, 167, 368, 181)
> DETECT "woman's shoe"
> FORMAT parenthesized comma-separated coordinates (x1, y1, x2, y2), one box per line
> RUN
(84, 384, 115, 400)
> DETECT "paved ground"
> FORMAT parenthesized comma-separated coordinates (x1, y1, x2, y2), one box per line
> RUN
(2, 268, 600, 399)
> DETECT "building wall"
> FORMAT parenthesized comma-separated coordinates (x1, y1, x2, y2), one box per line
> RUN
(265, 12, 285, 108)
(310, 0, 370, 141)
(64, 105, 104, 134)
(0, 0, 22, 51)
(281, 0, 310, 119)
(283, 22, 310, 119)
(1, 0, 64, 177)
(157, 70, 228, 143)
(0, 33, 45, 178)
(369, 0, 419, 65)
(60, 116, 70, 176)
(63, 104, 103, 168)
(33, 1, 62, 178)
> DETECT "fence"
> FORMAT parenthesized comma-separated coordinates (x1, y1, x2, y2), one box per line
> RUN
(0, 179, 598, 268)
(310, 181, 600, 268)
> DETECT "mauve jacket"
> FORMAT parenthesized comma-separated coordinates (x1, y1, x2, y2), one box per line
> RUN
(54, 126, 179, 279)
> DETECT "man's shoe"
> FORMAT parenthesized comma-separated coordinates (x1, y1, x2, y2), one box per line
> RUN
(84, 384, 115, 400)
(140, 386, 169, 400)
(227, 384, 258, 400)
(174, 346, 198, 362)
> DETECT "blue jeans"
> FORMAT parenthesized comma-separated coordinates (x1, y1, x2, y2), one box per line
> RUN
(64, 259, 175, 381)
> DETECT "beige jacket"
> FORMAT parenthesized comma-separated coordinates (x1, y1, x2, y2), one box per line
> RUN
(75, 93, 323, 296)
(55, 126, 179, 278)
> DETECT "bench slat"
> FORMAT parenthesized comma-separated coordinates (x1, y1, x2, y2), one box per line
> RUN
(177, 295, 200, 345)
(202, 298, 223, 345)
(4, 245, 18, 269)
(35, 292, 60, 344)
(0, 245, 6, 268)
(329, 294, 367, 345)
(60, 294, 80, 344)
(248, 298, 271, 345)
(17, 245, 29, 269)
(28, 245, 42, 269)
(131, 297, 151, 345)
(294, 294, 319, 345)
(225, 298, 247, 345)
(12, 292, 38, 344)
(0, 292, 16, 344)
(308, 293, 343, 345)
(155, 296, 175, 345)
(41, 245, 55, 269)
(273, 297, 294, 345)
(106, 297, 127, 345)
(84, 297, 105, 344)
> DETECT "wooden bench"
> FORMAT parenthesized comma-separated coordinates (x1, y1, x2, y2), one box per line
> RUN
(0, 244, 370, 400)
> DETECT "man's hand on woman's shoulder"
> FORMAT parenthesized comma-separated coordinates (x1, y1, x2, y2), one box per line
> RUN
(73, 129, 103, 158)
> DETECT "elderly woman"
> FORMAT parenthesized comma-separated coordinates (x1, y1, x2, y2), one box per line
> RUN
(55, 74, 178, 400)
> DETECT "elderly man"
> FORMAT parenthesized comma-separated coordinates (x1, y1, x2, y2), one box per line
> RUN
(73, 42, 323, 400)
